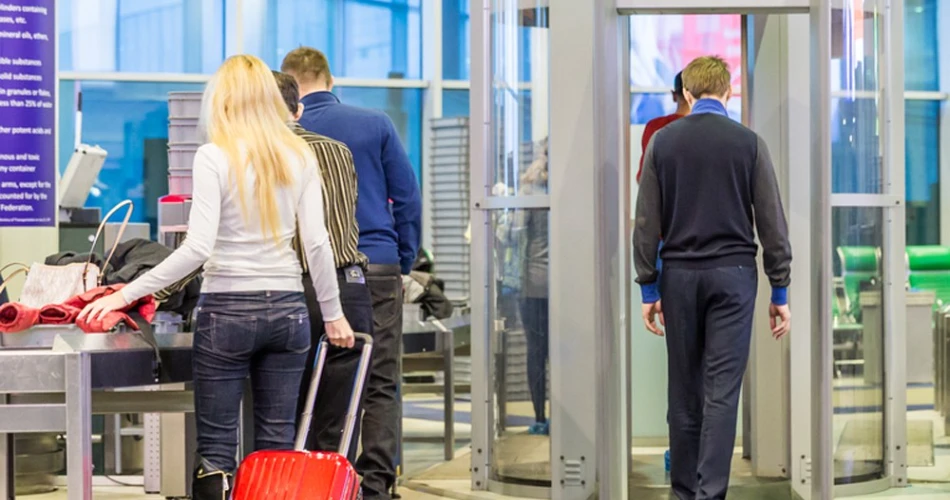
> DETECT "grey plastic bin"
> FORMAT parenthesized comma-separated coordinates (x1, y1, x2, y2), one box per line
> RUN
(168, 92, 203, 119)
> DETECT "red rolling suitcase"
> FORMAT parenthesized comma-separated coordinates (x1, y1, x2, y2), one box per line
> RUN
(231, 333, 373, 500)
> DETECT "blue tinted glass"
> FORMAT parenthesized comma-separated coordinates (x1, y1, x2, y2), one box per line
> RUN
(443, 89, 470, 117)
(443, 0, 470, 80)
(904, 0, 938, 92)
(334, 88, 424, 183)
(902, 0, 940, 244)
(904, 101, 941, 245)
(58, 0, 225, 73)
(58, 81, 204, 235)
(240, 0, 423, 80)
(444, 0, 535, 81)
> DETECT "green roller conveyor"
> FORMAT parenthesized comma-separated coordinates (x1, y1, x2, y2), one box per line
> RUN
(836, 246, 881, 323)
(907, 246, 950, 271)
(907, 246, 950, 306)
(837, 246, 880, 272)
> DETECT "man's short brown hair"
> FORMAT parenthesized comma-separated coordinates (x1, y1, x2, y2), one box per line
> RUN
(281, 47, 332, 85)
(682, 56, 731, 99)
(272, 71, 299, 115)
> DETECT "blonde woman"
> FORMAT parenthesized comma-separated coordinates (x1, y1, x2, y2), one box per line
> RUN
(79, 55, 355, 499)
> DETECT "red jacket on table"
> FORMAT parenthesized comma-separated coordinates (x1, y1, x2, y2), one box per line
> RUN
(0, 285, 155, 334)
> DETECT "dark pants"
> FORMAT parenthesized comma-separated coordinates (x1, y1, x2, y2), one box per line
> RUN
(357, 264, 403, 498)
(192, 291, 310, 473)
(299, 267, 375, 459)
(661, 266, 757, 500)
(519, 297, 549, 423)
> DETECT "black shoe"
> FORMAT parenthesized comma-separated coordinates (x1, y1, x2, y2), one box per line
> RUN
(192, 465, 232, 500)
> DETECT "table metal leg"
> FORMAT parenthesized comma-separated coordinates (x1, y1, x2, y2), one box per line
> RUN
(0, 434, 10, 499)
(103, 414, 119, 475)
(65, 352, 93, 500)
(443, 326, 455, 461)
(143, 412, 161, 493)
(160, 411, 195, 497)
(0, 394, 11, 499)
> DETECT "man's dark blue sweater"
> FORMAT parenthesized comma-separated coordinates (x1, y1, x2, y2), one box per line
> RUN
(634, 98, 792, 305)
(298, 91, 422, 274)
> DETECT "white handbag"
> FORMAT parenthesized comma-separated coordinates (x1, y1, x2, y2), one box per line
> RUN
(0, 200, 133, 308)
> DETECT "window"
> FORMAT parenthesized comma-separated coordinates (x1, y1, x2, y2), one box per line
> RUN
(905, 0, 938, 93)
(443, 89, 470, 118)
(58, 0, 225, 73)
(239, 0, 423, 80)
(334, 88, 425, 181)
(905, 100, 941, 245)
(443, 0, 470, 80)
(904, 0, 941, 245)
(442, 0, 536, 82)
(58, 81, 205, 235)
(630, 15, 742, 90)
(629, 15, 743, 124)
(58, 82, 425, 235)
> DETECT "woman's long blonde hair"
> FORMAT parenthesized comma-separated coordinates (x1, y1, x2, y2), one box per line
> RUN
(200, 54, 310, 241)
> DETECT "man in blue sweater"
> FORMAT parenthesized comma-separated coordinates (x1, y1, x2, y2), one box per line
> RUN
(634, 56, 792, 499)
(283, 47, 422, 499)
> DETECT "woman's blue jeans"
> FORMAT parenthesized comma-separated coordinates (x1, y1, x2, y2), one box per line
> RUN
(192, 291, 310, 473)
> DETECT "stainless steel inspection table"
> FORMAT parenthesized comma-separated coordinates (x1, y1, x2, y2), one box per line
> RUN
(0, 327, 194, 499)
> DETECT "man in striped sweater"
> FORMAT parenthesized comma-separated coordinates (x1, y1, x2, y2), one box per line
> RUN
(273, 71, 375, 458)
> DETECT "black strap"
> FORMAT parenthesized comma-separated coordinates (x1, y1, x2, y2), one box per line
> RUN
(127, 310, 162, 383)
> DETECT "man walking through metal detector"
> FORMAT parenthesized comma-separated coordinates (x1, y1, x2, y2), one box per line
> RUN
(633, 56, 792, 500)
(281, 48, 422, 500)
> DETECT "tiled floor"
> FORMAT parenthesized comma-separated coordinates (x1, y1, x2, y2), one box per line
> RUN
(22, 397, 468, 499)
(23, 395, 950, 499)
(30, 485, 452, 499)
(399, 396, 950, 500)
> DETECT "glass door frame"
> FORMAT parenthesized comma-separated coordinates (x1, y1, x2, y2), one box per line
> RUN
(468, 0, 555, 498)
(469, 1, 907, 500)
(813, 0, 908, 497)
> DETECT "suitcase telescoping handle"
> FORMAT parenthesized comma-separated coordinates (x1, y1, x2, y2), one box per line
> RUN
(294, 333, 374, 454)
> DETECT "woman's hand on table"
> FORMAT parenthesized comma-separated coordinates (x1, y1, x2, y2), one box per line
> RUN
(78, 293, 129, 322)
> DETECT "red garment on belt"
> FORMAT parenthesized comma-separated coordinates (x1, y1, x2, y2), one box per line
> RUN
(77, 311, 138, 334)
(38, 304, 81, 325)
(0, 285, 156, 334)
(65, 285, 156, 334)
(65, 285, 156, 333)
(0, 303, 40, 333)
